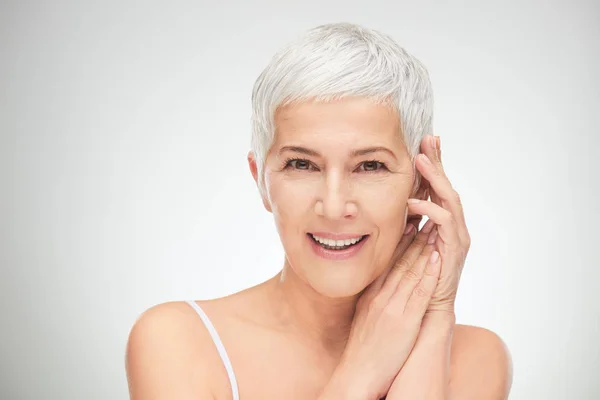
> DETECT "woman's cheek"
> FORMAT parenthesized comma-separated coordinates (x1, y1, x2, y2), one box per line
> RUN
(358, 179, 408, 213)
(266, 174, 315, 230)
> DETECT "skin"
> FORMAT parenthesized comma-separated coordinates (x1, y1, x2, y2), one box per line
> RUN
(126, 97, 513, 399)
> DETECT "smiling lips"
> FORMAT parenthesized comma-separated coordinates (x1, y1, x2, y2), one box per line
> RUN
(308, 232, 369, 260)
(310, 233, 366, 248)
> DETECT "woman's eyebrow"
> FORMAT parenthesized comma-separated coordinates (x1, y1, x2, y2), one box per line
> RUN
(279, 146, 321, 157)
(278, 145, 397, 161)
(352, 147, 397, 161)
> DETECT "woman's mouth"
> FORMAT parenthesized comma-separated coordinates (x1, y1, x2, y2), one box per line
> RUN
(307, 232, 369, 260)
(308, 233, 367, 250)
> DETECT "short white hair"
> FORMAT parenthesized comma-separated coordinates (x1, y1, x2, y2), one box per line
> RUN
(251, 22, 433, 196)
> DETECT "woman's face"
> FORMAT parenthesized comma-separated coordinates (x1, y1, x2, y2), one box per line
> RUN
(256, 97, 416, 298)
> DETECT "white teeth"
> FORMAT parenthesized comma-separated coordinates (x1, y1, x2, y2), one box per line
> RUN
(311, 234, 363, 247)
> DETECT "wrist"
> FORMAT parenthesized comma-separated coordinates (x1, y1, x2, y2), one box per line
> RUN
(319, 365, 378, 400)
(418, 311, 455, 349)
(423, 310, 456, 329)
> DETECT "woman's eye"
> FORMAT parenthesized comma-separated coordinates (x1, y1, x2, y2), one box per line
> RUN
(288, 159, 312, 170)
(284, 159, 385, 172)
(360, 161, 385, 172)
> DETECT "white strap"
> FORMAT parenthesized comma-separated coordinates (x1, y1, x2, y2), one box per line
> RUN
(186, 300, 240, 400)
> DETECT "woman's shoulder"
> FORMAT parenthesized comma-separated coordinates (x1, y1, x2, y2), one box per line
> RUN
(126, 297, 244, 361)
(127, 287, 259, 342)
(127, 300, 221, 344)
(450, 324, 513, 398)
(128, 300, 215, 339)
(125, 299, 240, 399)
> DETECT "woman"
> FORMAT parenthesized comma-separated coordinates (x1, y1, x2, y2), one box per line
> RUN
(126, 22, 512, 399)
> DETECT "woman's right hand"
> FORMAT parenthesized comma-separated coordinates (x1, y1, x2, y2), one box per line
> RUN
(328, 218, 442, 400)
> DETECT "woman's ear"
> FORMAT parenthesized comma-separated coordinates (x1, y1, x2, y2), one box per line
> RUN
(247, 151, 272, 213)
(247, 151, 259, 183)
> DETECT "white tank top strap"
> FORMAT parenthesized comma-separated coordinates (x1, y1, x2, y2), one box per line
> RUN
(185, 300, 240, 400)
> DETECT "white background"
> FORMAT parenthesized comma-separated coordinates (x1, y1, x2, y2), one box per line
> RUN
(1, 0, 599, 399)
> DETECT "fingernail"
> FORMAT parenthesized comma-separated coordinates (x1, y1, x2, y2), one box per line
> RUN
(404, 224, 414, 235)
(428, 228, 438, 244)
(435, 136, 440, 149)
(429, 251, 439, 264)
(420, 154, 431, 164)
(431, 135, 437, 150)
(407, 198, 421, 204)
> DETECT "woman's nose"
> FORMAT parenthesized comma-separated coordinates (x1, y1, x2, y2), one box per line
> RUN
(314, 174, 357, 220)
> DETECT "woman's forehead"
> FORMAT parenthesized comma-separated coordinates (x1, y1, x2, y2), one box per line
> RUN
(273, 98, 405, 150)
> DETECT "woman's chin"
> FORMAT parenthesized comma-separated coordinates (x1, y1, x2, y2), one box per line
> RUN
(305, 269, 374, 299)
(283, 250, 383, 299)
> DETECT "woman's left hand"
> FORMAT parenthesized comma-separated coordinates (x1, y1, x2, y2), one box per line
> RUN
(406, 135, 471, 315)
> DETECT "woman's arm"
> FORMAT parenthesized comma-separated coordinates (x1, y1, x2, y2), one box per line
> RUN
(385, 312, 455, 399)
(386, 313, 513, 400)
(316, 366, 375, 400)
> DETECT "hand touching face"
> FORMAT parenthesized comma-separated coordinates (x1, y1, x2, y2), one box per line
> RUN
(406, 135, 471, 313)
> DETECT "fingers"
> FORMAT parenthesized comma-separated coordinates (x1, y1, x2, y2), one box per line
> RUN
(364, 219, 421, 296)
(379, 220, 437, 299)
(417, 135, 470, 246)
(388, 228, 440, 314)
(406, 184, 429, 232)
(417, 136, 455, 209)
(363, 185, 430, 299)
(401, 248, 441, 319)
(406, 199, 461, 250)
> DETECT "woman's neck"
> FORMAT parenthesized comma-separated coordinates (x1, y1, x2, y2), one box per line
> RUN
(265, 263, 360, 358)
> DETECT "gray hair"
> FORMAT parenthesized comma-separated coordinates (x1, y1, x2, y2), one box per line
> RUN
(251, 22, 433, 197)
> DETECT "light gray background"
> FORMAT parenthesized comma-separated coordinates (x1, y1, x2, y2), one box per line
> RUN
(1, 0, 599, 399)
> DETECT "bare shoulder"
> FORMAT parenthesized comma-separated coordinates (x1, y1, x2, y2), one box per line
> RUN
(449, 324, 513, 400)
(125, 301, 223, 400)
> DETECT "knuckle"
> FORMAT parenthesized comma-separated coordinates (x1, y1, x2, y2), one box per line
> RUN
(443, 210, 454, 225)
(413, 284, 430, 298)
(464, 234, 472, 249)
(451, 189, 462, 204)
(413, 231, 429, 245)
(395, 258, 411, 273)
(403, 268, 421, 282)
(382, 304, 402, 319)
(412, 238, 427, 249)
